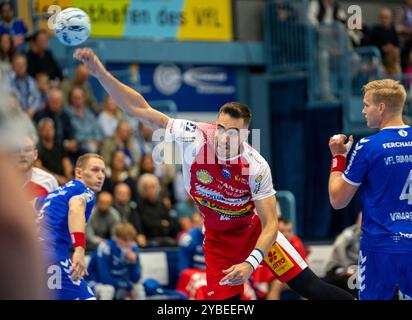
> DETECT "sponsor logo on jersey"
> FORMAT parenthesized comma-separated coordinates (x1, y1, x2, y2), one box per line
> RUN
(194, 197, 252, 218)
(264, 243, 294, 276)
(214, 178, 249, 195)
(255, 175, 263, 183)
(382, 141, 412, 149)
(196, 170, 213, 185)
(194, 183, 250, 206)
(399, 232, 412, 239)
(221, 169, 231, 179)
(176, 136, 196, 143)
(185, 122, 197, 133)
(399, 129, 408, 137)
(390, 211, 412, 221)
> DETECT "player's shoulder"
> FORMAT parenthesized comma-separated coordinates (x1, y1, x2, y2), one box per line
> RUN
(31, 167, 59, 192)
(242, 144, 270, 170)
(64, 180, 95, 201)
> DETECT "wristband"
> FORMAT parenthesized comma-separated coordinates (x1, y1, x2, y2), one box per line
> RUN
(244, 248, 264, 271)
(71, 232, 86, 249)
(330, 155, 347, 173)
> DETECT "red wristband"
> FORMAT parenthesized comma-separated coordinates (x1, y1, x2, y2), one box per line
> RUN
(71, 232, 86, 249)
(331, 155, 347, 173)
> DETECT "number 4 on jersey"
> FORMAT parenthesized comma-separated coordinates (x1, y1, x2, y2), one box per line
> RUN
(400, 170, 412, 205)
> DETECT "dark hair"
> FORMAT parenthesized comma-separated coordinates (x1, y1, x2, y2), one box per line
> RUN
(218, 102, 252, 127)
(0, 1, 13, 13)
(0, 33, 15, 61)
(278, 217, 291, 224)
(31, 29, 48, 43)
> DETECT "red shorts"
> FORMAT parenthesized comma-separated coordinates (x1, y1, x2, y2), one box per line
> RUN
(203, 214, 307, 300)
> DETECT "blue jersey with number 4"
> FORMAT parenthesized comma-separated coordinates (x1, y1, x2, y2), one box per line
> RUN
(343, 126, 412, 253)
(36, 180, 96, 262)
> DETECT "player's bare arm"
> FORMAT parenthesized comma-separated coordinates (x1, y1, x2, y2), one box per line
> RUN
(221, 195, 278, 286)
(328, 134, 358, 209)
(68, 196, 87, 281)
(73, 48, 169, 129)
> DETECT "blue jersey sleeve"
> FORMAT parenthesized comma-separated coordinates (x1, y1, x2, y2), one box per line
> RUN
(128, 245, 141, 284)
(343, 139, 370, 186)
(178, 233, 195, 273)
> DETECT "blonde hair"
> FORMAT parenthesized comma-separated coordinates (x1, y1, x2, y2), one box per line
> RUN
(115, 223, 137, 240)
(363, 79, 407, 114)
(75, 153, 105, 169)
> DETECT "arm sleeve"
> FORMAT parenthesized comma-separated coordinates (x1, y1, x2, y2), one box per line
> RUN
(250, 160, 276, 201)
(343, 141, 369, 186)
(128, 246, 141, 283)
(164, 118, 199, 143)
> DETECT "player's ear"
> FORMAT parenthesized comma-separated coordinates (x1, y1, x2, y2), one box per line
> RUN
(74, 166, 82, 179)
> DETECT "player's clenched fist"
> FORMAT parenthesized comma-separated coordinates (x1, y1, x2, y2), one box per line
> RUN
(329, 134, 354, 157)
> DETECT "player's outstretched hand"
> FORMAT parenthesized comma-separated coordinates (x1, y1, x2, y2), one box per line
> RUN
(73, 48, 105, 79)
(69, 247, 87, 281)
(219, 262, 254, 286)
(329, 134, 354, 157)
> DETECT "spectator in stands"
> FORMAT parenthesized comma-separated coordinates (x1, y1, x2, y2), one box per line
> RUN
(368, 8, 400, 61)
(100, 120, 140, 178)
(325, 213, 361, 298)
(0, 32, 14, 78)
(36, 73, 49, 111)
(6, 53, 41, 118)
(87, 223, 142, 300)
(0, 1, 28, 49)
(136, 122, 155, 156)
(61, 64, 98, 113)
(382, 46, 402, 79)
(395, 0, 412, 44)
(113, 183, 146, 247)
(98, 96, 123, 138)
(33, 88, 77, 155)
(66, 86, 102, 154)
(308, 0, 346, 101)
(138, 154, 155, 175)
(403, 46, 412, 81)
(177, 212, 205, 274)
(175, 194, 199, 233)
(137, 173, 176, 246)
(101, 150, 138, 202)
(35, 118, 73, 185)
(26, 29, 63, 83)
(86, 191, 121, 251)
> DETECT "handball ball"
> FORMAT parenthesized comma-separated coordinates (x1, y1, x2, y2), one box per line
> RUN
(54, 8, 91, 46)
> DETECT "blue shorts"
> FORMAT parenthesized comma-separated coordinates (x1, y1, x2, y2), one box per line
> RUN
(358, 248, 412, 300)
(44, 258, 95, 300)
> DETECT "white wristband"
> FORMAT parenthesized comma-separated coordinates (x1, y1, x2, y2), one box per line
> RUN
(244, 248, 264, 271)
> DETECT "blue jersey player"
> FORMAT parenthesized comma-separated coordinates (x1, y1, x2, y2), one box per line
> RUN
(36, 153, 105, 300)
(329, 79, 412, 300)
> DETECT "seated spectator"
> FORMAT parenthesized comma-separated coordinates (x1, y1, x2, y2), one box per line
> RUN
(175, 195, 199, 233)
(395, 0, 412, 44)
(404, 47, 412, 82)
(86, 191, 121, 251)
(35, 73, 49, 111)
(0, 2, 28, 49)
(368, 8, 400, 61)
(61, 64, 98, 113)
(137, 173, 176, 246)
(382, 46, 402, 79)
(102, 150, 138, 202)
(0, 32, 14, 78)
(177, 212, 205, 274)
(136, 122, 155, 156)
(98, 96, 123, 138)
(112, 183, 146, 247)
(87, 223, 143, 300)
(35, 118, 73, 185)
(33, 88, 77, 155)
(66, 86, 102, 154)
(6, 53, 41, 117)
(100, 120, 140, 178)
(26, 29, 63, 83)
(325, 213, 361, 298)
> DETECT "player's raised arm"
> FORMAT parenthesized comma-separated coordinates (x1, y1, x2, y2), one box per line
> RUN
(68, 196, 87, 281)
(328, 134, 358, 209)
(73, 48, 169, 129)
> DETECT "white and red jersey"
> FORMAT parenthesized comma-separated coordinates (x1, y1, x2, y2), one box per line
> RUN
(165, 119, 276, 233)
(23, 167, 59, 201)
